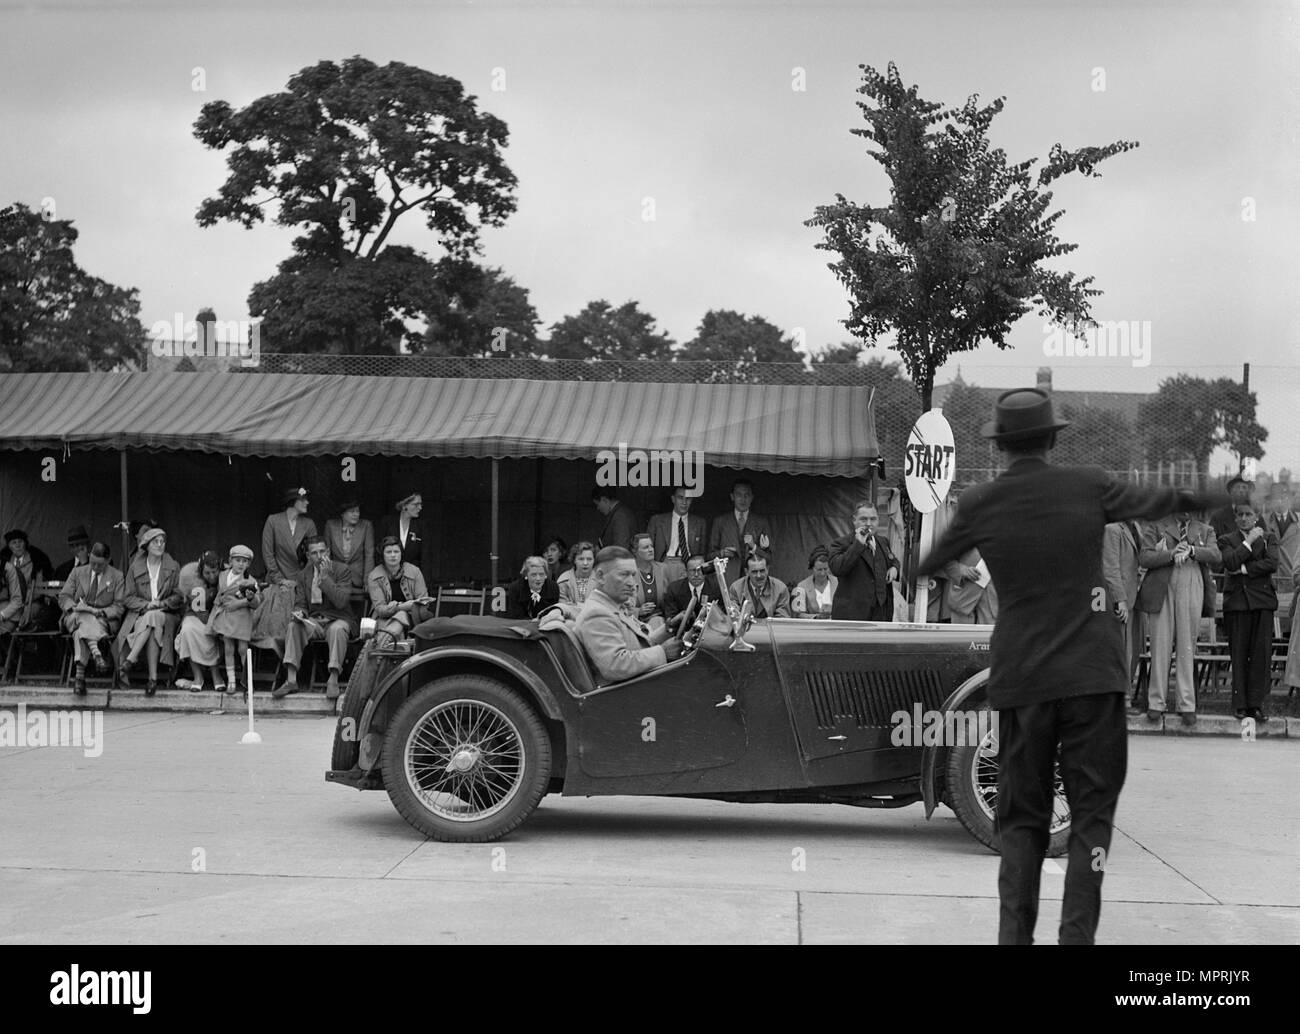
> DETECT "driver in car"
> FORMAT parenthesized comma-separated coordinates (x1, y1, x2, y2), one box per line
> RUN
(576, 546, 684, 682)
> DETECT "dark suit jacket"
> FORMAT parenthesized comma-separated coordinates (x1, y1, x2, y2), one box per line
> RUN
(828, 532, 898, 621)
(377, 515, 426, 571)
(504, 577, 560, 620)
(291, 559, 356, 631)
(917, 458, 1218, 709)
(598, 503, 638, 551)
(647, 511, 707, 563)
(707, 511, 774, 590)
(1209, 504, 1239, 540)
(1218, 530, 1279, 611)
(662, 573, 725, 622)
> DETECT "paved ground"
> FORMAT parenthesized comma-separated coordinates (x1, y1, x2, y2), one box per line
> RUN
(1, 713, 1296, 944)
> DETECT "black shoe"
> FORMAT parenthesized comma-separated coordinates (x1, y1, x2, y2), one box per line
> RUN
(1235, 709, 1247, 719)
(116, 661, 133, 688)
(74, 674, 87, 696)
(145, 679, 158, 697)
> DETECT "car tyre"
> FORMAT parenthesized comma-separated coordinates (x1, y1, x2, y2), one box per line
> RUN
(382, 675, 551, 842)
(944, 697, 1070, 858)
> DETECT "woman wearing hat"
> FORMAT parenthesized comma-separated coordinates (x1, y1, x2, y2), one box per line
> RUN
(175, 551, 224, 692)
(377, 492, 425, 572)
(261, 487, 317, 584)
(116, 527, 183, 696)
(366, 536, 431, 647)
(324, 498, 374, 592)
(209, 544, 261, 694)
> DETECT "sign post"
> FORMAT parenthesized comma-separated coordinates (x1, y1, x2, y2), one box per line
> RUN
(903, 409, 956, 623)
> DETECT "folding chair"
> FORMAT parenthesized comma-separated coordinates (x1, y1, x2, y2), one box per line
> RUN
(3, 583, 70, 685)
(434, 586, 487, 617)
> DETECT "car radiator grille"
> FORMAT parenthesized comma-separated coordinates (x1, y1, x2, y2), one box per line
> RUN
(804, 669, 947, 729)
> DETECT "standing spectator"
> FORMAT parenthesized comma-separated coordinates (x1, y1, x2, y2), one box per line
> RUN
(116, 527, 184, 696)
(1218, 504, 1279, 720)
(943, 549, 997, 625)
(323, 498, 374, 593)
(1102, 519, 1145, 697)
(542, 536, 570, 584)
(630, 532, 669, 622)
(504, 556, 559, 620)
(261, 487, 317, 584)
(916, 387, 1223, 946)
(58, 542, 125, 695)
(378, 492, 426, 572)
(792, 545, 838, 619)
(1209, 475, 1252, 539)
(707, 478, 773, 591)
(663, 554, 725, 632)
(728, 553, 792, 619)
(592, 487, 637, 551)
(1137, 510, 1221, 726)
(209, 545, 261, 694)
(1264, 485, 1299, 586)
(367, 536, 430, 647)
(175, 551, 224, 692)
(829, 502, 899, 621)
(557, 542, 597, 607)
(273, 535, 356, 701)
(53, 526, 91, 581)
(648, 487, 707, 585)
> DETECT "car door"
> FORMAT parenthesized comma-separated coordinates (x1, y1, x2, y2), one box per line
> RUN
(575, 648, 748, 778)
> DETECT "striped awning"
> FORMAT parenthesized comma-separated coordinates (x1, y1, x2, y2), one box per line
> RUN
(0, 372, 878, 476)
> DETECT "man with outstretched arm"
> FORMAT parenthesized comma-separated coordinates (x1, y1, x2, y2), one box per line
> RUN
(916, 388, 1225, 946)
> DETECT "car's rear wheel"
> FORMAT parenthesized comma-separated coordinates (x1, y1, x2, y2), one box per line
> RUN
(944, 698, 1071, 858)
(381, 675, 551, 842)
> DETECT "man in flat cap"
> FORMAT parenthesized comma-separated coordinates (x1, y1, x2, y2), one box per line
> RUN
(917, 388, 1225, 946)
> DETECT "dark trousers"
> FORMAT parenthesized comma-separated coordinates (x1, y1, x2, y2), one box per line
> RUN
(1224, 609, 1275, 711)
(996, 692, 1127, 945)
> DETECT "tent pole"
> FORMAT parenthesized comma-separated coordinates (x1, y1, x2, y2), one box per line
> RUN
(490, 457, 499, 587)
(119, 450, 129, 560)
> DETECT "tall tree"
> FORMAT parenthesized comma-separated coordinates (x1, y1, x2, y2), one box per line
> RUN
(806, 62, 1138, 410)
(0, 203, 147, 371)
(1137, 374, 1267, 488)
(194, 56, 518, 353)
(545, 300, 675, 361)
(415, 260, 539, 357)
(678, 309, 803, 383)
(1053, 404, 1138, 475)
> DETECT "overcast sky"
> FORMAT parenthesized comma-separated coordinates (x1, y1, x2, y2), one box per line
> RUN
(2, 0, 1296, 470)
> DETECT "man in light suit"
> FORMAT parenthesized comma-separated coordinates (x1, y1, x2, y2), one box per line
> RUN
(647, 487, 707, 585)
(1101, 519, 1144, 694)
(58, 541, 125, 695)
(707, 479, 773, 591)
(1264, 485, 1299, 586)
(273, 535, 357, 700)
(575, 546, 682, 683)
(1137, 510, 1220, 725)
(829, 502, 899, 621)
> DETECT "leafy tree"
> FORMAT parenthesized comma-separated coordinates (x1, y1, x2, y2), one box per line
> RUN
(0, 203, 147, 371)
(545, 300, 675, 361)
(1053, 404, 1137, 475)
(806, 62, 1138, 410)
(1137, 374, 1267, 488)
(938, 378, 996, 483)
(678, 309, 804, 383)
(415, 260, 539, 357)
(194, 57, 518, 352)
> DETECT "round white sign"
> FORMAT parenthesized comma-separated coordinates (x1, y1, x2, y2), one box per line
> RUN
(904, 409, 956, 514)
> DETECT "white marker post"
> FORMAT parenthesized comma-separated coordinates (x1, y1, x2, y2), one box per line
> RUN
(904, 409, 956, 623)
(240, 648, 261, 744)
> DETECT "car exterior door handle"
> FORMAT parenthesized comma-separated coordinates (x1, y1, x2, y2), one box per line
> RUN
(715, 694, 736, 708)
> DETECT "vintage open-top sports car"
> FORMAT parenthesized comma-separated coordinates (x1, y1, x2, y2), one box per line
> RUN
(326, 579, 1072, 855)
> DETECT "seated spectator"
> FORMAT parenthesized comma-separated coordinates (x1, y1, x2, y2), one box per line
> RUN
(792, 546, 838, 619)
(262, 487, 317, 584)
(58, 542, 125, 695)
(575, 546, 682, 682)
(663, 554, 725, 633)
(175, 551, 225, 692)
(1, 529, 61, 646)
(542, 536, 570, 583)
(729, 553, 792, 619)
(631, 532, 670, 622)
(272, 535, 357, 701)
(367, 536, 431, 647)
(116, 527, 184, 696)
(324, 498, 374, 593)
(0, 527, 55, 585)
(209, 544, 261, 694)
(505, 556, 560, 620)
(557, 542, 596, 607)
(53, 526, 91, 581)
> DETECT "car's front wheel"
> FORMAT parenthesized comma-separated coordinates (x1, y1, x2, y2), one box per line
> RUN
(381, 675, 552, 842)
(944, 698, 1071, 858)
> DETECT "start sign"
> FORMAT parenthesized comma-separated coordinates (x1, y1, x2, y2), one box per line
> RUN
(904, 410, 956, 514)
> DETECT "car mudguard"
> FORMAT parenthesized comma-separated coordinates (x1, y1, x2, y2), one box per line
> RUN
(921, 667, 990, 818)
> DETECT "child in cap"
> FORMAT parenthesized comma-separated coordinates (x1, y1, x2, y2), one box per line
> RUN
(209, 545, 261, 693)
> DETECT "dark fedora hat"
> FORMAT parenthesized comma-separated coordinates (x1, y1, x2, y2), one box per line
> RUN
(66, 525, 90, 544)
(980, 388, 1070, 442)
